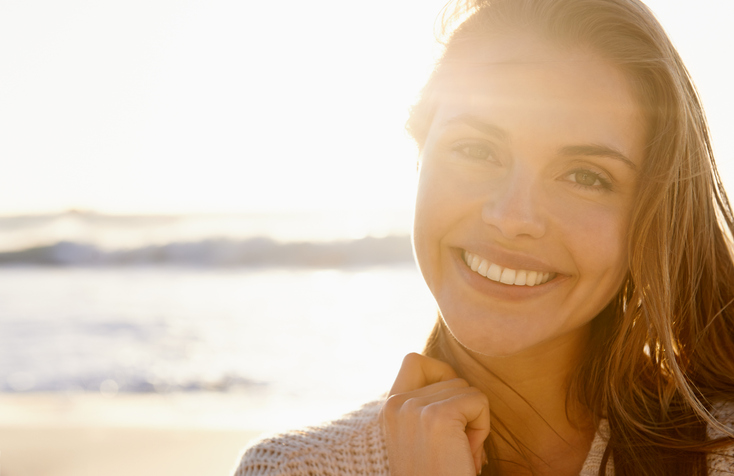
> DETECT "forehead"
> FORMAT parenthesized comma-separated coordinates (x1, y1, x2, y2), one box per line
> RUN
(437, 34, 639, 115)
(428, 35, 647, 158)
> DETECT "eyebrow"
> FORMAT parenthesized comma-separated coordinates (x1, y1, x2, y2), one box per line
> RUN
(443, 114, 509, 141)
(558, 145, 637, 170)
(442, 114, 638, 170)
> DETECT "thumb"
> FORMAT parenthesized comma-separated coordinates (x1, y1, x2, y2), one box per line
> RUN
(389, 353, 459, 395)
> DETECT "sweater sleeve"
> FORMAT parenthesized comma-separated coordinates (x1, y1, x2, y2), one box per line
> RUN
(231, 400, 389, 476)
(708, 400, 734, 475)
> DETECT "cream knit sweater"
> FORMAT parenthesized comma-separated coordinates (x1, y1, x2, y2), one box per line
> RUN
(232, 400, 734, 475)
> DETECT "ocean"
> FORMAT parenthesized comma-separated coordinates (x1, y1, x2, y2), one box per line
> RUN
(0, 211, 438, 430)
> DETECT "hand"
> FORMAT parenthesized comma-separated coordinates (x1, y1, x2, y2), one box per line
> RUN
(380, 353, 490, 476)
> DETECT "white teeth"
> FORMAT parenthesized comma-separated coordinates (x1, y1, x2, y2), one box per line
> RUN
(487, 263, 502, 281)
(470, 255, 480, 272)
(463, 251, 555, 286)
(499, 268, 516, 284)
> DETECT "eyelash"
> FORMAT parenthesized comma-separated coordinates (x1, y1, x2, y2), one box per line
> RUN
(564, 168, 613, 192)
(451, 141, 498, 163)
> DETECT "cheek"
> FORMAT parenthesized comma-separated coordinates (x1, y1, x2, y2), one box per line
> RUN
(414, 157, 485, 230)
(412, 163, 471, 287)
(413, 168, 446, 287)
(554, 198, 630, 286)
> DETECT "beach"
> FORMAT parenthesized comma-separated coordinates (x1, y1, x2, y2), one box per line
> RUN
(0, 393, 267, 476)
(0, 389, 392, 476)
(0, 424, 259, 476)
(0, 216, 436, 476)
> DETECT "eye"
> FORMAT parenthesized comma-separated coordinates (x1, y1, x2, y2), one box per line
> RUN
(451, 141, 498, 163)
(572, 170, 599, 186)
(564, 169, 612, 191)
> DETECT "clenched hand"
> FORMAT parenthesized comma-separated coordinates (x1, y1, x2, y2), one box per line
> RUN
(380, 353, 490, 475)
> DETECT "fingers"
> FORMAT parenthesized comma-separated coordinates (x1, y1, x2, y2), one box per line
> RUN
(383, 380, 473, 418)
(389, 352, 460, 396)
(382, 355, 491, 476)
(464, 394, 491, 474)
(416, 388, 490, 475)
(382, 386, 490, 476)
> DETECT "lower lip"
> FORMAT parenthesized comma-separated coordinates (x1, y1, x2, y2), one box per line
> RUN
(451, 248, 566, 301)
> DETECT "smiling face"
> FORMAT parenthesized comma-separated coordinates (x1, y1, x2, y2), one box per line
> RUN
(413, 36, 647, 358)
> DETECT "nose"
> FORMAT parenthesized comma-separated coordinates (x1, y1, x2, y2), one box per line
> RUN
(481, 168, 546, 240)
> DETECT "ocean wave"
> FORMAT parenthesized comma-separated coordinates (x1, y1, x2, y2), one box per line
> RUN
(0, 235, 414, 267)
(2, 370, 267, 393)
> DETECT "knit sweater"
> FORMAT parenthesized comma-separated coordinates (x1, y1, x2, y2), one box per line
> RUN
(232, 400, 734, 475)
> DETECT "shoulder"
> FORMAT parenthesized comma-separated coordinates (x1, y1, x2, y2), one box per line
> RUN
(231, 400, 389, 476)
(707, 400, 734, 475)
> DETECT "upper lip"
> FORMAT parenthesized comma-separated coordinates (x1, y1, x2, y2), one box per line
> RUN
(457, 243, 563, 275)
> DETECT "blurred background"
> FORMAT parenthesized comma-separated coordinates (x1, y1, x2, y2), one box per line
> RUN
(0, 0, 732, 474)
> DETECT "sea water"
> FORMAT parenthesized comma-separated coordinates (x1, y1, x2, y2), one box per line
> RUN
(0, 265, 438, 427)
(0, 211, 439, 430)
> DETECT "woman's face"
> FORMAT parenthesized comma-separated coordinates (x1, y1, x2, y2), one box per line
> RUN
(413, 36, 646, 357)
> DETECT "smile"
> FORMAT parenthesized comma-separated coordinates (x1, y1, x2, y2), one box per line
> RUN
(462, 251, 556, 286)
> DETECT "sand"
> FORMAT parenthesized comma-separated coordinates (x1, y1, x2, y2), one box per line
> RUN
(0, 426, 260, 476)
(0, 390, 369, 475)
(0, 393, 269, 476)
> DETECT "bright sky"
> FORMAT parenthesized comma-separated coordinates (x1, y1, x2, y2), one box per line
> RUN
(0, 0, 732, 215)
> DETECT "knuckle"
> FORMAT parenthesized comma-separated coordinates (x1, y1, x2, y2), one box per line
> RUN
(420, 401, 449, 423)
(402, 396, 423, 414)
(464, 387, 489, 406)
(383, 394, 404, 417)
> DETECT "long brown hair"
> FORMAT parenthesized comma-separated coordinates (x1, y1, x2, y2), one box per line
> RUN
(410, 0, 734, 474)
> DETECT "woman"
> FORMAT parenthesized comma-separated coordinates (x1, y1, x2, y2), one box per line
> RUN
(233, 0, 734, 474)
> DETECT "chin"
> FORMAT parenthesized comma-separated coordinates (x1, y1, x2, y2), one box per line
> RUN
(441, 315, 540, 358)
(441, 307, 592, 360)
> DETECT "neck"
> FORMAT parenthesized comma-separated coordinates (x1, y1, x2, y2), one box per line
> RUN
(445, 326, 596, 475)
